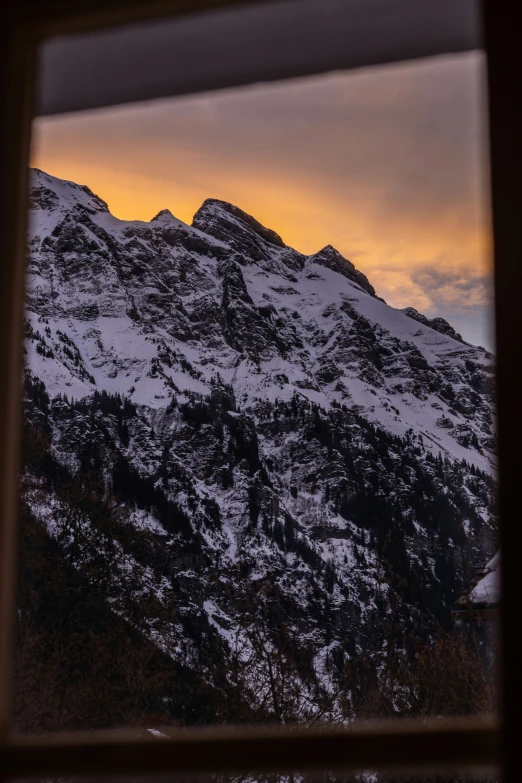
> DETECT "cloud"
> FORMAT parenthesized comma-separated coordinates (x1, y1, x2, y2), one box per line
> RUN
(31, 51, 493, 347)
(367, 268, 436, 312)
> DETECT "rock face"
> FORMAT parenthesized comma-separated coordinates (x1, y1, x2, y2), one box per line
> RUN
(23, 168, 497, 721)
(402, 306, 466, 343)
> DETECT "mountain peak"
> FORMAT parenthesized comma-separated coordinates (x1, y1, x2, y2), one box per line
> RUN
(192, 198, 286, 249)
(316, 244, 341, 257)
(402, 307, 464, 343)
(150, 208, 187, 229)
(309, 245, 376, 298)
(151, 208, 175, 221)
(30, 168, 109, 214)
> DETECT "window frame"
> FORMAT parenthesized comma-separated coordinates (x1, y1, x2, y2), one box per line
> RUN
(0, 0, 514, 777)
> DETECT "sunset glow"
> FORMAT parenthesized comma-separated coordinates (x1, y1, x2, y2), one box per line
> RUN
(31, 52, 493, 348)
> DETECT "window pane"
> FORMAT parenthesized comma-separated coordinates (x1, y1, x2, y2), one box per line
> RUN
(16, 47, 498, 734)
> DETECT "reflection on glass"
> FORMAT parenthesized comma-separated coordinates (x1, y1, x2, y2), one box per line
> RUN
(15, 51, 497, 735)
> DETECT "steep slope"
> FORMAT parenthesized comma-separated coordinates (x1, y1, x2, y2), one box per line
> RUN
(21, 168, 497, 725)
(27, 169, 495, 471)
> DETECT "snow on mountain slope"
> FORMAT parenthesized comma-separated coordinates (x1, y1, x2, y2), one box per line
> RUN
(26, 168, 496, 474)
(22, 168, 497, 721)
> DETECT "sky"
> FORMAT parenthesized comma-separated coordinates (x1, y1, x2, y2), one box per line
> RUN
(31, 51, 494, 350)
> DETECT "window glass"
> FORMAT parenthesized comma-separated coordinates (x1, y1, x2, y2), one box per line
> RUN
(16, 51, 497, 735)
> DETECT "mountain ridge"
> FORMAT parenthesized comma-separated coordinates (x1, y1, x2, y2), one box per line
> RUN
(27, 168, 495, 473)
(19, 167, 497, 728)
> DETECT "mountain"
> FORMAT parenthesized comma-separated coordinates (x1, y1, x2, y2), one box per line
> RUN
(18, 168, 497, 730)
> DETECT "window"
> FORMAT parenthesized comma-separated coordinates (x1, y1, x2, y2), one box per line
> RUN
(1, 0, 517, 779)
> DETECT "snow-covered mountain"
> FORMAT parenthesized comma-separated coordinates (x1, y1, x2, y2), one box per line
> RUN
(27, 169, 496, 473)
(21, 168, 497, 725)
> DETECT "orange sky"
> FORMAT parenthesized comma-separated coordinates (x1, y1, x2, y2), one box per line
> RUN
(31, 52, 494, 349)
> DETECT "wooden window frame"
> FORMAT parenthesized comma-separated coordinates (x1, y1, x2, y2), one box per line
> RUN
(0, 0, 517, 778)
